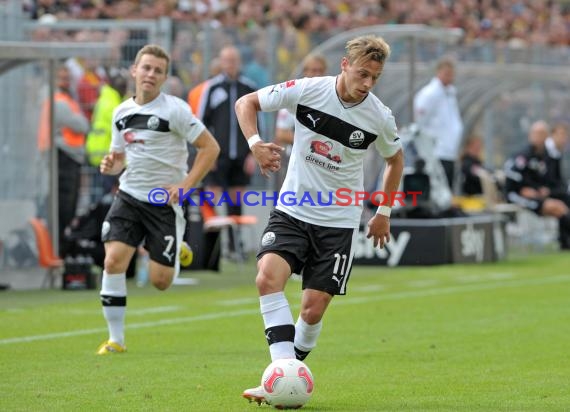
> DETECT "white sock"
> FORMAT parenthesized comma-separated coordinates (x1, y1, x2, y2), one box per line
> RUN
(260, 292, 295, 360)
(294, 316, 323, 352)
(100, 271, 127, 346)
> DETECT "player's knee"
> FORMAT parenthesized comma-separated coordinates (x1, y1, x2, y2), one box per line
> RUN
(104, 254, 126, 273)
(255, 256, 289, 293)
(255, 270, 272, 292)
(299, 306, 324, 325)
(152, 276, 172, 291)
(300, 293, 330, 324)
(255, 267, 282, 294)
(151, 270, 173, 291)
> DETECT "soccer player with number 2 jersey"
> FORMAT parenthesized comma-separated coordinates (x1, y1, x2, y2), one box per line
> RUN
(96, 45, 220, 355)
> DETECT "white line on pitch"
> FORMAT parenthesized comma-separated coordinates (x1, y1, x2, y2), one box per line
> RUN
(217, 298, 259, 306)
(487, 273, 515, 280)
(346, 285, 385, 292)
(65, 306, 183, 316)
(128, 306, 182, 315)
(0, 309, 258, 345)
(455, 272, 514, 283)
(1, 274, 569, 345)
(407, 279, 439, 288)
(335, 274, 570, 306)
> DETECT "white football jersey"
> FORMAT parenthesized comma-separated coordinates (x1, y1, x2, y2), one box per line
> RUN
(258, 76, 401, 228)
(110, 93, 206, 202)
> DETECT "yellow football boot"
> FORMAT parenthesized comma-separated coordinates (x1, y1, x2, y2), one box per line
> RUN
(96, 340, 126, 355)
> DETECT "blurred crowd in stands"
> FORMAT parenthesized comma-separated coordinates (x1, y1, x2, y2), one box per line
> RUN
(22, 0, 570, 103)
(23, 0, 570, 48)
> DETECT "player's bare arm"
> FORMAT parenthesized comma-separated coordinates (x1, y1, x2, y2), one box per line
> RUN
(165, 129, 220, 205)
(100, 151, 126, 175)
(366, 148, 404, 248)
(235, 91, 283, 177)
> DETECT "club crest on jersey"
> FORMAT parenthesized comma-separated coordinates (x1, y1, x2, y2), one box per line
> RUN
(147, 115, 160, 130)
(349, 130, 365, 147)
(261, 231, 276, 246)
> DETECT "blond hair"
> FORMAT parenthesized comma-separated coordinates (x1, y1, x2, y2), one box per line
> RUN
(344, 35, 391, 65)
(134, 44, 170, 71)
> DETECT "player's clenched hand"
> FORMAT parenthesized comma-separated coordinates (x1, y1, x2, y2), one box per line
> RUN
(100, 153, 114, 174)
(251, 142, 284, 177)
(100, 152, 125, 175)
(164, 184, 181, 205)
(366, 214, 391, 249)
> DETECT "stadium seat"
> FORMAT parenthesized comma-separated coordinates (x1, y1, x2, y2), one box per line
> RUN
(454, 169, 499, 213)
(29, 218, 64, 288)
(200, 202, 237, 232)
(229, 214, 258, 230)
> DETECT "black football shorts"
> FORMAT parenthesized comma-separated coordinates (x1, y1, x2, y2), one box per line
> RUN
(257, 209, 358, 295)
(102, 190, 181, 267)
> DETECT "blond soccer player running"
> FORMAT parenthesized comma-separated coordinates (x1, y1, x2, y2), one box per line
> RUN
(235, 35, 404, 404)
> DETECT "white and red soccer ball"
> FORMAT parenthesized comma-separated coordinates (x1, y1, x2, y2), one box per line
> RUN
(261, 358, 314, 409)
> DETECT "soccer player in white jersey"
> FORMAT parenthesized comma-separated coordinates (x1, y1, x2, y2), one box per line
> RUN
(235, 35, 404, 404)
(96, 45, 220, 354)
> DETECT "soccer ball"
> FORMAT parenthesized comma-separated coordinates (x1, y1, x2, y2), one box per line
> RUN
(261, 358, 314, 409)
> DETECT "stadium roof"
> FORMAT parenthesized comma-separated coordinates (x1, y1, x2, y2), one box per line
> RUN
(0, 41, 112, 75)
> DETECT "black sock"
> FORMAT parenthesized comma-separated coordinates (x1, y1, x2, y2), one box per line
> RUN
(559, 213, 570, 230)
(295, 346, 310, 361)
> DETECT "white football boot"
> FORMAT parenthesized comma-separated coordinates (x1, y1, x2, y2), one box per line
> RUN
(242, 385, 266, 405)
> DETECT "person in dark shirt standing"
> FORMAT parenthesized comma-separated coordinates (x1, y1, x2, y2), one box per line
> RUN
(191, 45, 258, 257)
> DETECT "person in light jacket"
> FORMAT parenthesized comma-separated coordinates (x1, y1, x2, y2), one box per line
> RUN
(414, 57, 463, 190)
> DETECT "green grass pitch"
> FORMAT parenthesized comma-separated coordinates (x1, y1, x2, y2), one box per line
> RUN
(0, 252, 569, 411)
